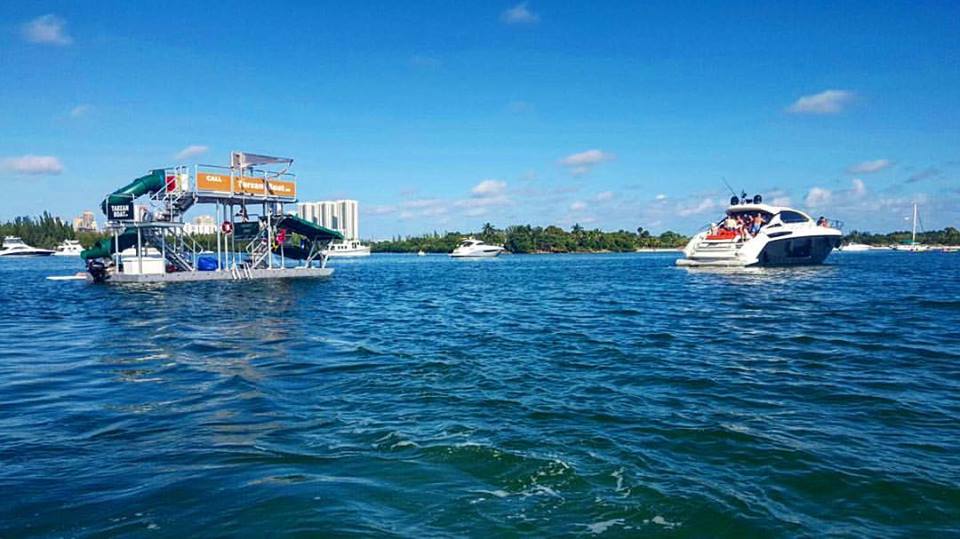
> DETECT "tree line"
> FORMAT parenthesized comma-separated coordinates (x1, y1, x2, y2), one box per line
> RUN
(371, 223, 690, 253)
(845, 227, 960, 246)
(4, 213, 958, 252)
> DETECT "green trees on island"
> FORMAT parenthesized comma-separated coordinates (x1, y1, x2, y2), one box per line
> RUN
(3, 213, 959, 253)
(846, 227, 960, 246)
(371, 223, 690, 253)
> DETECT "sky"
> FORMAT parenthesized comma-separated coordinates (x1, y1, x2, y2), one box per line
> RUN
(1, 1, 958, 238)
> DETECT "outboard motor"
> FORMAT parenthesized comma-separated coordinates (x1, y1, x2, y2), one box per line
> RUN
(87, 259, 108, 283)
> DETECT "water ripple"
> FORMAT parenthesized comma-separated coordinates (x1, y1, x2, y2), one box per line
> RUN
(1, 252, 959, 537)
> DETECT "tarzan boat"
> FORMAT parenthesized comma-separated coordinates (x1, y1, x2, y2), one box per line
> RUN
(81, 151, 343, 283)
(676, 194, 842, 267)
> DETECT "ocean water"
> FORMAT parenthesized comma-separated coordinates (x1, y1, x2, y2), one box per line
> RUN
(1, 252, 958, 537)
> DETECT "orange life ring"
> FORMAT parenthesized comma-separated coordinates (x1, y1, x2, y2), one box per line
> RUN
(221, 221, 234, 234)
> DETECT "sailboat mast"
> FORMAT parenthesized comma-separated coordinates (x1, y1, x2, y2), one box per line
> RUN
(912, 203, 918, 244)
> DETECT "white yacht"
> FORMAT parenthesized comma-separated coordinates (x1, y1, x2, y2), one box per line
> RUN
(323, 239, 371, 258)
(450, 238, 505, 258)
(417, 250, 426, 256)
(0, 236, 55, 257)
(53, 239, 84, 256)
(676, 194, 842, 267)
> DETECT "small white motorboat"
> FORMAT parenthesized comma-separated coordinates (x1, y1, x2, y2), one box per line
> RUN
(323, 239, 371, 258)
(450, 238, 504, 258)
(0, 236, 55, 257)
(53, 239, 84, 256)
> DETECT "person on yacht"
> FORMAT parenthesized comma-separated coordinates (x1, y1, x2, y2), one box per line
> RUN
(749, 213, 763, 236)
(817, 216, 829, 227)
(724, 215, 738, 231)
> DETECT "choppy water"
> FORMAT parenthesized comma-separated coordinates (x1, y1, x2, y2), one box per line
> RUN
(1, 252, 959, 537)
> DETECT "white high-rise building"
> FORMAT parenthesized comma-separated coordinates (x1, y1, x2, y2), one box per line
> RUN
(297, 199, 359, 240)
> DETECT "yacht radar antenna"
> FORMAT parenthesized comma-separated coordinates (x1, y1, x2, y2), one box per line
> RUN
(721, 177, 739, 205)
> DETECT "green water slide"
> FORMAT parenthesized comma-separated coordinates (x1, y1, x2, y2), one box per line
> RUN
(99, 169, 167, 214)
(277, 215, 343, 242)
(82, 169, 167, 260)
(81, 229, 139, 260)
(272, 215, 344, 260)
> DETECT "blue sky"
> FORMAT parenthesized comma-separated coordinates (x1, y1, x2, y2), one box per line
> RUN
(2, 1, 958, 238)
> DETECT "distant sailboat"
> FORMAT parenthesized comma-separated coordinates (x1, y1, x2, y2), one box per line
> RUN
(893, 203, 928, 252)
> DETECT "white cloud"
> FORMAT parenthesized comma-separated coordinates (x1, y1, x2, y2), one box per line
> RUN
(570, 201, 587, 211)
(655, 193, 667, 201)
(906, 167, 941, 184)
(771, 196, 793, 207)
(22, 14, 72, 45)
(471, 179, 507, 197)
(69, 104, 92, 118)
(175, 145, 209, 160)
(456, 196, 510, 208)
(2, 155, 64, 175)
(678, 197, 716, 217)
(851, 178, 867, 197)
(804, 187, 832, 207)
(848, 159, 892, 174)
(595, 191, 614, 202)
(465, 207, 488, 217)
(457, 180, 511, 211)
(367, 205, 396, 216)
(501, 3, 539, 24)
(787, 90, 854, 115)
(402, 198, 444, 209)
(560, 149, 615, 176)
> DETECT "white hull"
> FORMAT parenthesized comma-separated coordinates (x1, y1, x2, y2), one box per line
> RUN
(323, 240, 371, 258)
(677, 202, 842, 267)
(892, 244, 929, 252)
(839, 243, 873, 252)
(450, 251, 502, 258)
(0, 236, 55, 257)
(450, 237, 505, 258)
(0, 251, 55, 257)
(324, 247, 371, 258)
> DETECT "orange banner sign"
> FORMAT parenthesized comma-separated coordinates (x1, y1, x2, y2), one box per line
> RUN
(196, 172, 297, 198)
(196, 172, 232, 193)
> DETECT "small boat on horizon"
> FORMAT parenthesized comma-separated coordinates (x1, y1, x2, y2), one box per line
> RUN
(53, 239, 84, 256)
(450, 238, 504, 258)
(323, 239, 371, 258)
(891, 203, 929, 252)
(839, 242, 873, 252)
(0, 236, 55, 257)
(676, 194, 842, 267)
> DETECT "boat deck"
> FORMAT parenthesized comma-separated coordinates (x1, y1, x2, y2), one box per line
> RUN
(101, 267, 334, 284)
